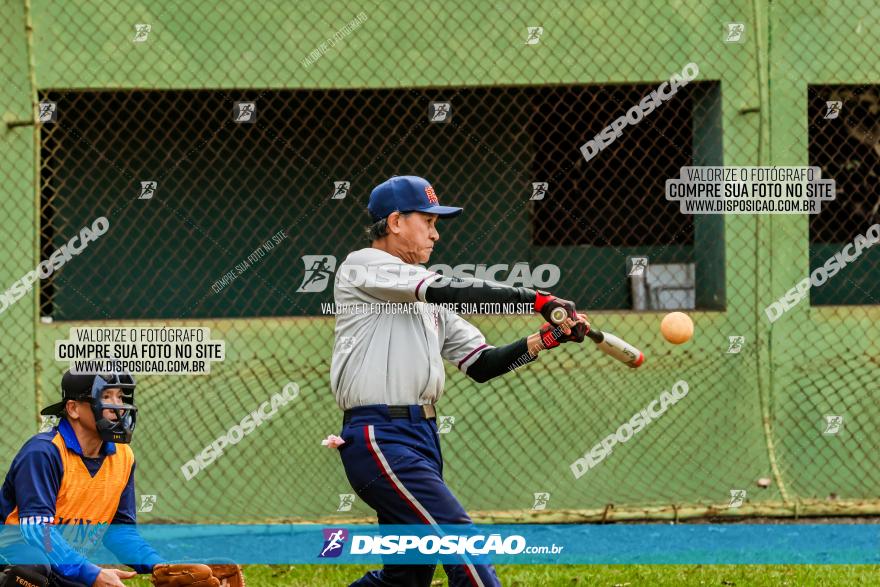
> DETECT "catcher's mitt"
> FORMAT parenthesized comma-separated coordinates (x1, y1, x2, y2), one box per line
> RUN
(209, 564, 246, 587)
(151, 564, 220, 587)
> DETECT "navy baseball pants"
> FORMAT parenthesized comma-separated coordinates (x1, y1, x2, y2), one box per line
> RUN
(338, 405, 501, 587)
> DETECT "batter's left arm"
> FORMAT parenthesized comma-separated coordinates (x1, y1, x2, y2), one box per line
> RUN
(425, 275, 584, 331)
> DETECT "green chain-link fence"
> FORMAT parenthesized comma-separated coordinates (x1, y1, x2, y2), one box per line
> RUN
(1, 0, 878, 523)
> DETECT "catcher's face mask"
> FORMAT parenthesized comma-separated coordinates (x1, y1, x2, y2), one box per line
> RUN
(88, 371, 138, 444)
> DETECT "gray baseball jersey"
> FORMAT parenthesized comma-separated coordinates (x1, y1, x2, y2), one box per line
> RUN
(330, 247, 490, 410)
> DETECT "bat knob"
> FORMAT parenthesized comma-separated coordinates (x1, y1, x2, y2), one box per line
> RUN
(550, 307, 568, 324)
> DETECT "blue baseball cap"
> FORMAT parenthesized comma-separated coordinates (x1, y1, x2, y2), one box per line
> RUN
(367, 176, 463, 222)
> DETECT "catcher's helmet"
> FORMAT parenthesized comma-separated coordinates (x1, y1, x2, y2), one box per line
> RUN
(41, 368, 138, 444)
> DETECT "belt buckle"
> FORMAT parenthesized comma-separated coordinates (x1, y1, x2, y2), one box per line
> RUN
(421, 404, 436, 420)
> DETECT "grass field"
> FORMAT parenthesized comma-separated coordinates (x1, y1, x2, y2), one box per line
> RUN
(124, 564, 880, 586)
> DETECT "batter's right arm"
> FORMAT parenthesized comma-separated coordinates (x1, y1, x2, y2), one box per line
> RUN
(466, 315, 590, 382)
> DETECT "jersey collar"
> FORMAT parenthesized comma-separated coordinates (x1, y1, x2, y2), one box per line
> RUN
(58, 418, 117, 456)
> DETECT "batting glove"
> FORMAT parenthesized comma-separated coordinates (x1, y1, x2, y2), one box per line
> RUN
(533, 291, 578, 325)
(538, 319, 588, 349)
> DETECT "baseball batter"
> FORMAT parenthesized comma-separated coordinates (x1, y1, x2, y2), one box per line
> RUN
(0, 369, 242, 587)
(331, 176, 589, 587)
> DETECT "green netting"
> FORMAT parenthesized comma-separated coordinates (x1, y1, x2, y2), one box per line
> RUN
(0, 1, 878, 523)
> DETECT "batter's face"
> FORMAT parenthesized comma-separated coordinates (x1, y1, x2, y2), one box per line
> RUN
(387, 211, 440, 264)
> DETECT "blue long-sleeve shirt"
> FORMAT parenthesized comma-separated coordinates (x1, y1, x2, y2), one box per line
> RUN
(1, 419, 163, 584)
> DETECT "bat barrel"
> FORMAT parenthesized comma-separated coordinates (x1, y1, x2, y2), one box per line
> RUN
(591, 328, 645, 368)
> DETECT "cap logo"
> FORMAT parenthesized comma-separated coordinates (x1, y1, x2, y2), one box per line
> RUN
(425, 185, 439, 204)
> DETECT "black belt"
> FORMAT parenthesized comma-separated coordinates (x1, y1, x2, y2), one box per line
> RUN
(343, 404, 437, 424)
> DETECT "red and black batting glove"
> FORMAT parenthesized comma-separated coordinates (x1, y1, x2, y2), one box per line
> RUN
(533, 290, 578, 325)
(539, 318, 589, 349)
(566, 317, 589, 343)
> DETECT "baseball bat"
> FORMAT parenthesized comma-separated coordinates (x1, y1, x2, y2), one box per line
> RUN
(549, 307, 645, 368)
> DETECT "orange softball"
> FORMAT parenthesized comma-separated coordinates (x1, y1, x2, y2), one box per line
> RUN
(660, 312, 693, 344)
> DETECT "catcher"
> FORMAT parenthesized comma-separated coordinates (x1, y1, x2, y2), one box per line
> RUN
(0, 368, 244, 587)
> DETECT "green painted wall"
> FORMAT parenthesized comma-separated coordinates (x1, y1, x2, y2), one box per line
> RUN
(0, 2, 41, 462)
